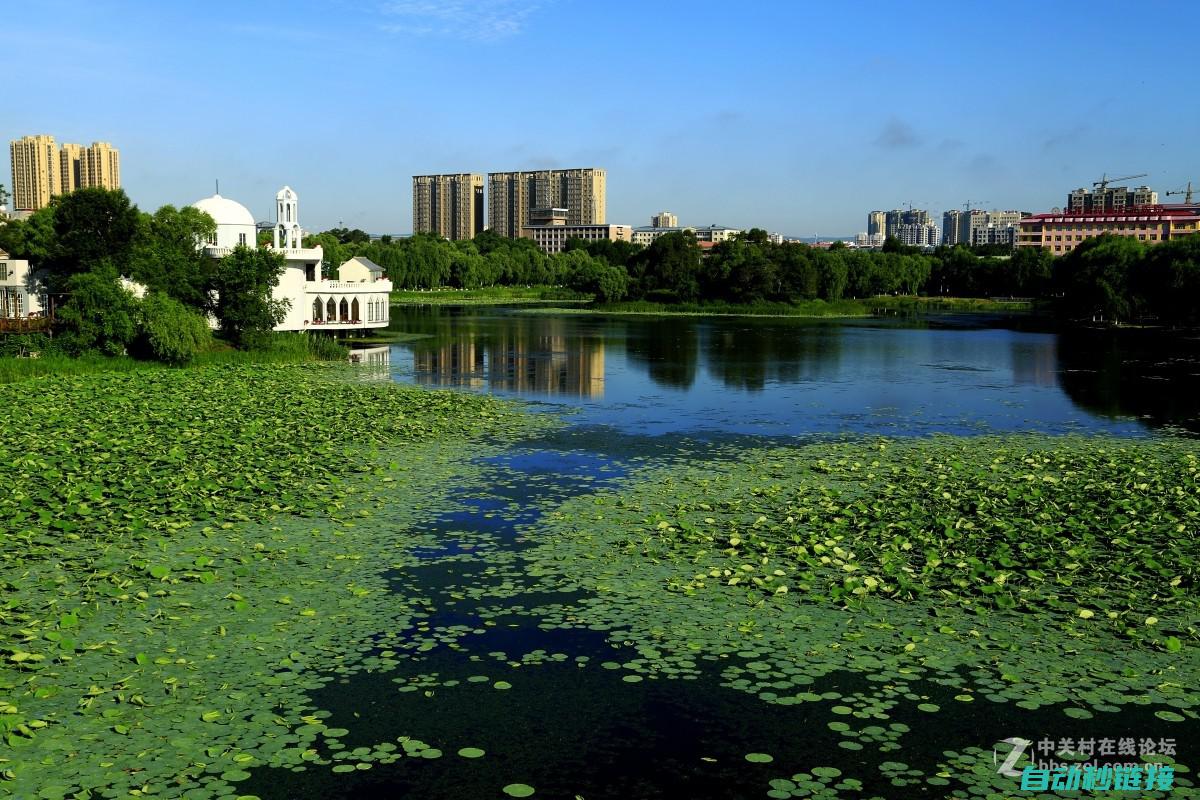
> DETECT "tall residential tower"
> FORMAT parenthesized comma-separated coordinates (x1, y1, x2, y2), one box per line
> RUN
(9, 135, 121, 211)
(487, 168, 606, 238)
(412, 173, 484, 240)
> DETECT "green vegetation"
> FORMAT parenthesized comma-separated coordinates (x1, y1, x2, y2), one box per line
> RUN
(132, 293, 213, 365)
(518, 435, 1198, 798)
(390, 285, 585, 305)
(0, 364, 550, 798)
(522, 298, 873, 318)
(0, 188, 324, 367)
(0, 332, 347, 383)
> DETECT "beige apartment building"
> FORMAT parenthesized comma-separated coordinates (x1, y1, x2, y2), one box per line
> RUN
(9, 135, 121, 210)
(412, 173, 484, 240)
(488, 168, 606, 238)
(10, 135, 60, 211)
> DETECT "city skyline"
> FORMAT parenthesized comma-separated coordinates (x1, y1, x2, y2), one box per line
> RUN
(4, 1, 1197, 234)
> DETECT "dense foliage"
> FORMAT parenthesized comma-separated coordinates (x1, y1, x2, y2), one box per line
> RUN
(134, 292, 214, 365)
(299, 225, 1200, 325)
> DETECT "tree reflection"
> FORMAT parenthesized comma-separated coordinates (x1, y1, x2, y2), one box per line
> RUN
(1056, 329, 1200, 433)
(624, 318, 699, 389)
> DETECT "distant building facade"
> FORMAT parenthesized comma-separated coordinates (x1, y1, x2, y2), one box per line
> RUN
(1017, 205, 1200, 254)
(412, 173, 484, 240)
(522, 222, 632, 255)
(855, 232, 886, 248)
(9, 135, 121, 210)
(650, 211, 678, 228)
(896, 222, 940, 249)
(1067, 185, 1157, 213)
(691, 225, 742, 243)
(874, 209, 930, 240)
(487, 168, 606, 238)
(631, 226, 692, 247)
(867, 211, 886, 237)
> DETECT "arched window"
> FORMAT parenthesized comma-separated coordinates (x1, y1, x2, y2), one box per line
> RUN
(351, 298, 360, 322)
(312, 297, 323, 321)
(327, 297, 336, 320)
(339, 298, 349, 321)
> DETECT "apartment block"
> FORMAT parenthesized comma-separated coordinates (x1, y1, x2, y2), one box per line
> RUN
(81, 142, 120, 191)
(487, 168, 606, 238)
(9, 135, 121, 211)
(651, 211, 678, 228)
(867, 211, 886, 237)
(10, 135, 60, 211)
(59, 143, 84, 194)
(412, 173, 484, 240)
(1067, 185, 1157, 213)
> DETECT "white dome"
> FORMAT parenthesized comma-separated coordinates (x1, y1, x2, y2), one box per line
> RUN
(191, 194, 256, 227)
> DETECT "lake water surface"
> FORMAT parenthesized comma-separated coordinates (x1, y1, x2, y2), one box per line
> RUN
(243, 308, 1199, 799)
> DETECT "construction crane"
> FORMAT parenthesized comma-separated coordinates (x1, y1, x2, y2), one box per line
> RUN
(1165, 181, 1195, 204)
(1093, 172, 1148, 193)
(962, 199, 990, 213)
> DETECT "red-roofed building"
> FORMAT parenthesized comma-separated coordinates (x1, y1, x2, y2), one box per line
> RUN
(1017, 205, 1200, 254)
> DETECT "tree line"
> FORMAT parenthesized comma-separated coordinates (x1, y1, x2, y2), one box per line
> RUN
(0, 188, 290, 361)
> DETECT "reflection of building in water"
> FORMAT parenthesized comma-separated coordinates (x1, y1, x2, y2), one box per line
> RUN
(1010, 338, 1058, 387)
(412, 332, 604, 398)
(347, 346, 391, 381)
(413, 338, 486, 389)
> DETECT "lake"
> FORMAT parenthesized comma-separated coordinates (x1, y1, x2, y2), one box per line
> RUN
(239, 307, 1199, 799)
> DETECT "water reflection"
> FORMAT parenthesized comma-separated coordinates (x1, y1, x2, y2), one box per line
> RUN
(410, 313, 606, 398)
(388, 307, 1200, 436)
(1056, 329, 1200, 432)
(701, 323, 842, 391)
(624, 318, 699, 390)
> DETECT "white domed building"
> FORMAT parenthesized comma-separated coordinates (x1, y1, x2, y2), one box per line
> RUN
(190, 186, 392, 333)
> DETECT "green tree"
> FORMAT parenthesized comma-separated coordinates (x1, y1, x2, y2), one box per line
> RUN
(211, 245, 288, 345)
(55, 271, 140, 356)
(630, 231, 702, 301)
(556, 250, 628, 302)
(129, 205, 218, 310)
(49, 188, 141, 287)
(1054, 234, 1144, 322)
(133, 292, 213, 365)
(0, 205, 56, 264)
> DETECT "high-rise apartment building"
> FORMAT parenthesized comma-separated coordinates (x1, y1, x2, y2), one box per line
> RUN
(942, 210, 962, 246)
(10, 135, 60, 211)
(412, 173, 484, 240)
(9, 136, 121, 210)
(896, 222, 940, 249)
(877, 208, 930, 239)
(487, 168, 606, 238)
(867, 211, 886, 237)
(651, 211, 678, 228)
(59, 143, 84, 194)
(1067, 185, 1157, 213)
(81, 142, 120, 191)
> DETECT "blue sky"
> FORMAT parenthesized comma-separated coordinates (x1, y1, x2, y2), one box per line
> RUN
(5, 0, 1197, 235)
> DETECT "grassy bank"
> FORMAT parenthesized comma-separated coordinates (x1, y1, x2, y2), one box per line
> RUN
(520, 298, 873, 318)
(0, 332, 350, 383)
(515, 295, 1038, 318)
(0, 363, 549, 798)
(389, 286, 589, 305)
